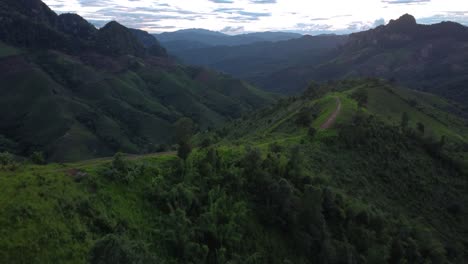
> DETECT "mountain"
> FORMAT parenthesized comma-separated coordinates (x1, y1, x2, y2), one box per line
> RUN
(170, 34, 348, 89)
(263, 14, 468, 104)
(0, 0, 274, 162)
(129, 28, 168, 57)
(167, 15, 468, 106)
(156, 29, 302, 52)
(1, 79, 466, 263)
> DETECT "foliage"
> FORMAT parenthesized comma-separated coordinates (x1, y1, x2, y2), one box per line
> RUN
(30, 151, 46, 165)
(351, 88, 368, 108)
(0, 152, 18, 171)
(89, 234, 157, 264)
(177, 141, 192, 160)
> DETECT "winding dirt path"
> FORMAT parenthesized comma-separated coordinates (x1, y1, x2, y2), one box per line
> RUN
(320, 97, 342, 129)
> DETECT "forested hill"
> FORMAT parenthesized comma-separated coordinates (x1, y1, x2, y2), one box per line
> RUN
(0, 0, 274, 162)
(0, 79, 466, 263)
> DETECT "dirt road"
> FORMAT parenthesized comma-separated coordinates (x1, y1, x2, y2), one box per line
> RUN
(320, 97, 342, 129)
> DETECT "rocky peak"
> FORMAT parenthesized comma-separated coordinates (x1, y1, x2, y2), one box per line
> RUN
(1, 0, 57, 24)
(96, 21, 146, 57)
(57, 13, 97, 41)
(386, 14, 418, 32)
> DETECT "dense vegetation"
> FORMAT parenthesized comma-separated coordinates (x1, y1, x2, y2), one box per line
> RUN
(0, 79, 466, 263)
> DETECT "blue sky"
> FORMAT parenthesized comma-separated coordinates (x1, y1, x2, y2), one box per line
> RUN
(43, 0, 468, 34)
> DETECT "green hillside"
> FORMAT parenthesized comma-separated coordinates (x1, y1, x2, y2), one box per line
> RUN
(218, 79, 467, 145)
(1, 79, 466, 263)
(0, 50, 273, 162)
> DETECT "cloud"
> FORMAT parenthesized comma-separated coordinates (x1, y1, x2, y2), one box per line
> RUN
(220, 26, 245, 34)
(418, 12, 468, 25)
(373, 18, 385, 27)
(209, 0, 234, 3)
(382, 0, 430, 4)
(238, 11, 271, 18)
(249, 0, 277, 3)
(43, 0, 468, 34)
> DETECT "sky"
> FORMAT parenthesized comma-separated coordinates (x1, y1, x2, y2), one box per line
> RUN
(42, 0, 468, 35)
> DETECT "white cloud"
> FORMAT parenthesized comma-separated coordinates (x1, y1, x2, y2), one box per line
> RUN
(43, 0, 468, 34)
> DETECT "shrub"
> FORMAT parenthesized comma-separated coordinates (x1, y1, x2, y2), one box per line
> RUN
(296, 108, 312, 127)
(30, 151, 46, 165)
(269, 142, 283, 153)
(112, 152, 127, 172)
(103, 153, 145, 183)
(351, 88, 368, 108)
(308, 127, 317, 138)
(0, 152, 14, 166)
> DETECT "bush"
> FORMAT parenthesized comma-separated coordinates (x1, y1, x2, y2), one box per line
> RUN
(296, 108, 312, 127)
(269, 142, 283, 153)
(351, 88, 368, 108)
(308, 127, 317, 138)
(0, 152, 14, 166)
(102, 153, 145, 183)
(30, 151, 46, 165)
(0, 152, 19, 171)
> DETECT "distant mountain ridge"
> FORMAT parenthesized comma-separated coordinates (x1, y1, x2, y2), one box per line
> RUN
(156, 29, 302, 52)
(302, 14, 468, 104)
(169, 14, 468, 105)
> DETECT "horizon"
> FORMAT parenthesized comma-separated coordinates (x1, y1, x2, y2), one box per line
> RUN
(42, 0, 468, 35)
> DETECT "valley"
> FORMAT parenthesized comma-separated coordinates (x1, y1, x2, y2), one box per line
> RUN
(0, 0, 467, 263)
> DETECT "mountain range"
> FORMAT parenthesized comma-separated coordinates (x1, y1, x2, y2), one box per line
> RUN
(155, 29, 302, 52)
(1, 0, 467, 263)
(0, 0, 273, 161)
(168, 14, 468, 106)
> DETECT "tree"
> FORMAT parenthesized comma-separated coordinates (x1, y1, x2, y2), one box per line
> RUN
(88, 234, 156, 264)
(178, 141, 192, 160)
(175, 118, 195, 160)
(112, 152, 127, 172)
(0, 152, 13, 166)
(174, 117, 195, 144)
(351, 88, 368, 108)
(417, 122, 425, 135)
(400, 112, 409, 130)
(439, 135, 446, 149)
(308, 127, 317, 138)
(30, 151, 46, 165)
(303, 81, 319, 98)
(296, 108, 312, 127)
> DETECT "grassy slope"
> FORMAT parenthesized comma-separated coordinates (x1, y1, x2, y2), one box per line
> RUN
(219, 80, 467, 145)
(0, 153, 177, 263)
